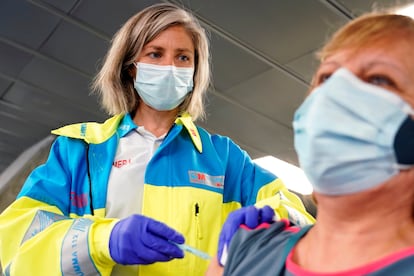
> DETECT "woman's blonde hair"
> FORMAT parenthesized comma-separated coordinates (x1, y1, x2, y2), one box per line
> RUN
(318, 13, 414, 62)
(92, 3, 210, 121)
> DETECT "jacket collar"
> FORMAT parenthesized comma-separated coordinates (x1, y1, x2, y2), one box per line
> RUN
(51, 114, 124, 144)
(175, 112, 202, 153)
(51, 113, 202, 152)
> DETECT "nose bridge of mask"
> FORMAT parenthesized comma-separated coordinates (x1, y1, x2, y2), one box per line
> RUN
(136, 62, 194, 86)
(136, 62, 170, 84)
(329, 69, 407, 118)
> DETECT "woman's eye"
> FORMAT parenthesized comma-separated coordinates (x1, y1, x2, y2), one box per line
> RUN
(148, 52, 161, 59)
(178, 55, 190, 62)
(367, 75, 395, 88)
(315, 73, 331, 85)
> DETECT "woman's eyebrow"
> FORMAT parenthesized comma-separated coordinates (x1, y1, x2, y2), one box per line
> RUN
(143, 45, 164, 51)
(318, 60, 341, 68)
(364, 60, 405, 74)
(175, 47, 194, 53)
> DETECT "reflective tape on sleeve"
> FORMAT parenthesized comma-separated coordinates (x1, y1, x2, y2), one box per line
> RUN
(21, 210, 67, 244)
(61, 218, 99, 276)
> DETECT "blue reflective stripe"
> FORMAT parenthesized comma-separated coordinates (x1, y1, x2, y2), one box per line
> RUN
(80, 123, 87, 137)
(61, 218, 99, 276)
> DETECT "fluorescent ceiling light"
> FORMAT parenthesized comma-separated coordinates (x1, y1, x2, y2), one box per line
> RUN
(394, 3, 414, 18)
(254, 156, 313, 195)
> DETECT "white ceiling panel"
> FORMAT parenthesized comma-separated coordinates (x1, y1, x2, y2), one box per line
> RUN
(0, 100, 54, 129)
(0, 42, 33, 78)
(40, 22, 109, 75)
(19, 57, 101, 110)
(338, 0, 414, 15)
(3, 83, 104, 124)
(0, 111, 47, 141)
(285, 51, 319, 84)
(72, 0, 160, 37)
(0, 130, 31, 153)
(0, 78, 12, 98)
(178, 0, 348, 63)
(204, 93, 294, 159)
(210, 33, 271, 92)
(224, 68, 308, 128)
(0, 0, 61, 48)
(36, 0, 78, 12)
(0, 139, 20, 156)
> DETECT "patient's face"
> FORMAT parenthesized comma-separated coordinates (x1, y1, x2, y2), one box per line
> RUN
(312, 39, 414, 107)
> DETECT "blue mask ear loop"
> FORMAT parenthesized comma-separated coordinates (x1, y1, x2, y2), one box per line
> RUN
(169, 241, 212, 260)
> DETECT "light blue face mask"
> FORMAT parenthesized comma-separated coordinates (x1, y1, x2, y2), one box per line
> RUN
(134, 62, 194, 111)
(293, 68, 414, 195)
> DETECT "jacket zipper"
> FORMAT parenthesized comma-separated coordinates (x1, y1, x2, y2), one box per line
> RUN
(195, 203, 203, 240)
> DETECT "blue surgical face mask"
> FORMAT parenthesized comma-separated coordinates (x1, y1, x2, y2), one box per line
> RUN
(134, 62, 194, 111)
(293, 68, 414, 195)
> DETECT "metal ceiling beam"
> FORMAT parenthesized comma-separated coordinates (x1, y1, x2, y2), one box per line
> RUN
(0, 71, 103, 117)
(0, 100, 57, 128)
(319, 0, 354, 20)
(0, 36, 91, 79)
(209, 88, 292, 130)
(26, 0, 111, 41)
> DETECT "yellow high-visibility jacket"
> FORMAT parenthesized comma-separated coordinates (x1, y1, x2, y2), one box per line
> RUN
(0, 113, 314, 275)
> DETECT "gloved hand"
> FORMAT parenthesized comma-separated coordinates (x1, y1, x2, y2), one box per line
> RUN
(109, 214, 185, 265)
(217, 205, 274, 266)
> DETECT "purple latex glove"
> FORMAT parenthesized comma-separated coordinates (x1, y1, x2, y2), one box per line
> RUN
(217, 205, 274, 266)
(109, 214, 185, 265)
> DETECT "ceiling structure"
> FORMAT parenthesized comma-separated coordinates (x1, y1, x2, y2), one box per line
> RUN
(0, 0, 412, 175)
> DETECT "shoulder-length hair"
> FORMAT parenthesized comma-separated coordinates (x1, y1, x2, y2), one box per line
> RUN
(92, 3, 211, 121)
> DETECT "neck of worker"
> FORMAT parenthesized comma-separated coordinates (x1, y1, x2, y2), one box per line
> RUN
(133, 101, 180, 138)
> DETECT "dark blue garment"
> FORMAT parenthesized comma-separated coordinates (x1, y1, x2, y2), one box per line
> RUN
(224, 220, 414, 276)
